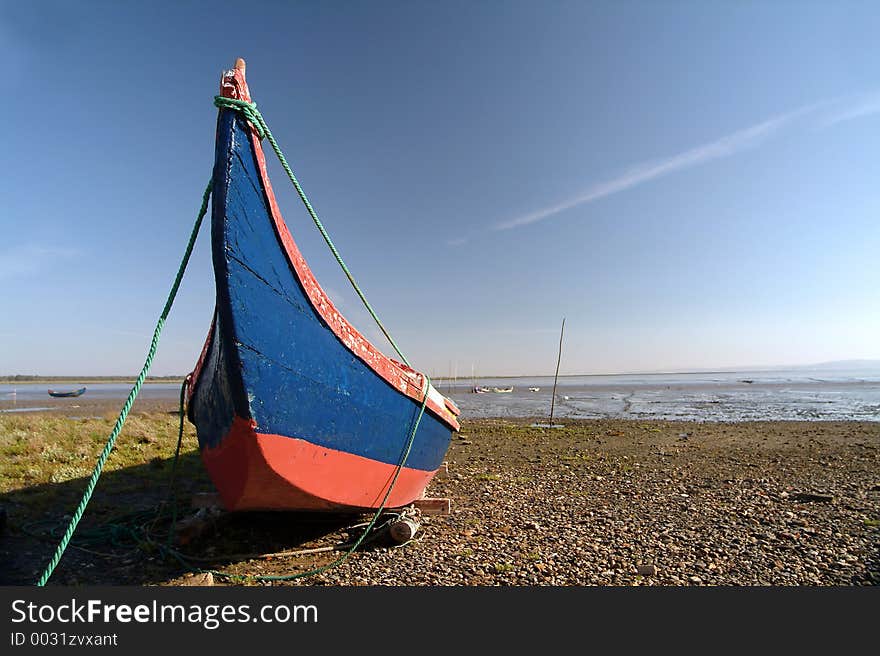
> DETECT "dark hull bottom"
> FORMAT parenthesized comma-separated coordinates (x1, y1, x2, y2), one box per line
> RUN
(201, 416, 439, 512)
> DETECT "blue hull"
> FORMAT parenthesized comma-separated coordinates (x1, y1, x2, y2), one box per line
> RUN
(187, 64, 458, 510)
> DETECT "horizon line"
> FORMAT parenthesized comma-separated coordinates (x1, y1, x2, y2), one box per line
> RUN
(4, 359, 879, 382)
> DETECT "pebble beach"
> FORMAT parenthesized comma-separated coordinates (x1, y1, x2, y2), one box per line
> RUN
(160, 416, 880, 587)
(282, 417, 880, 586)
(2, 406, 878, 586)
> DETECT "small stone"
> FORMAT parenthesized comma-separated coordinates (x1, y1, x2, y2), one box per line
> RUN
(637, 564, 656, 576)
(792, 492, 834, 503)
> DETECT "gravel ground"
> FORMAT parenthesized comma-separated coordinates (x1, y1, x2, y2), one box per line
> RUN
(4, 414, 877, 586)
(171, 417, 880, 587)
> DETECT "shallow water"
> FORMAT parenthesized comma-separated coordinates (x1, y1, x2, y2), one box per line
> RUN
(0, 383, 181, 404)
(441, 367, 880, 422)
(2, 369, 879, 422)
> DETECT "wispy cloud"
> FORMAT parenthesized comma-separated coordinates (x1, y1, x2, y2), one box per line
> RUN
(822, 92, 880, 127)
(0, 244, 80, 280)
(493, 100, 832, 231)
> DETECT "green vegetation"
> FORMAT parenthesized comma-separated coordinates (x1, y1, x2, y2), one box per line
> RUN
(0, 412, 207, 533)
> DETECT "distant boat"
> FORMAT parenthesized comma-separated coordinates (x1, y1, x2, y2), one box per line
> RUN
(186, 59, 460, 512)
(493, 387, 514, 393)
(528, 387, 540, 392)
(48, 387, 86, 398)
(470, 363, 490, 394)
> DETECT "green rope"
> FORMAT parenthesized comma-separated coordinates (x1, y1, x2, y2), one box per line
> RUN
(34, 181, 213, 586)
(36, 95, 429, 586)
(159, 378, 430, 583)
(214, 95, 413, 368)
(147, 97, 433, 581)
(162, 378, 189, 554)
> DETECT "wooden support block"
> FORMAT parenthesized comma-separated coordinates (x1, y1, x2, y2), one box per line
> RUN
(389, 516, 421, 543)
(409, 497, 451, 516)
(175, 506, 223, 546)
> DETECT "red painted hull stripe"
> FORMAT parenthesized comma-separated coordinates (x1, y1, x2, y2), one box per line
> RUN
(200, 416, 438, 511)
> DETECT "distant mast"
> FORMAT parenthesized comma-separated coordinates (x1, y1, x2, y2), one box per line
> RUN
(548, 317, 565, 428)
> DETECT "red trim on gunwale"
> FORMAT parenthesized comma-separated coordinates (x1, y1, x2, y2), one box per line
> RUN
(218, 65, 459, 431)
(200, 417, 436, 511)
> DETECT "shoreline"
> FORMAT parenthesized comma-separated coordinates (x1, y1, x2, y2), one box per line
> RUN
(4, 381, 879, 425)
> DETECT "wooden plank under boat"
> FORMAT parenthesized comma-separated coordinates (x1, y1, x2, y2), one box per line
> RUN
(186, 59, 460, 513)
(47, 387, 86, 398)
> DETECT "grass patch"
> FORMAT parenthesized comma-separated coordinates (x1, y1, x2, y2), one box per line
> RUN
(0, 412, 208, 519)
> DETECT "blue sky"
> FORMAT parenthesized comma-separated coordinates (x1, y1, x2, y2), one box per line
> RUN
(1, 0, 879, 377)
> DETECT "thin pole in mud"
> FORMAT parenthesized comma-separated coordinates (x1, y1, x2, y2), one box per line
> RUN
(549, 317, 565, 428)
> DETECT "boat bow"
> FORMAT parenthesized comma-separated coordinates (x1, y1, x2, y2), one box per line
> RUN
(186, 60, 459, 512)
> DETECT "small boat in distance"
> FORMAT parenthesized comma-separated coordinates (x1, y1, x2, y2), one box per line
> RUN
(472, 386, 491, 394)
(493, 386, 514, 393)
(48, 387, 87, 398)
(186, 59, 460, 512)
(529, 387, 540, 392)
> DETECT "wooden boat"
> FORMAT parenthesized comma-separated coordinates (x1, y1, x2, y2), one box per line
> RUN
(186, 60, 460, 512)
(493, 387, 514, 393)
(471, 386, 491, 394)
(47, 387, 86, 398)
(528, 387, 540, 392)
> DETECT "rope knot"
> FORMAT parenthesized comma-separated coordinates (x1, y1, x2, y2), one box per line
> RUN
(213, 95, 266, 139)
